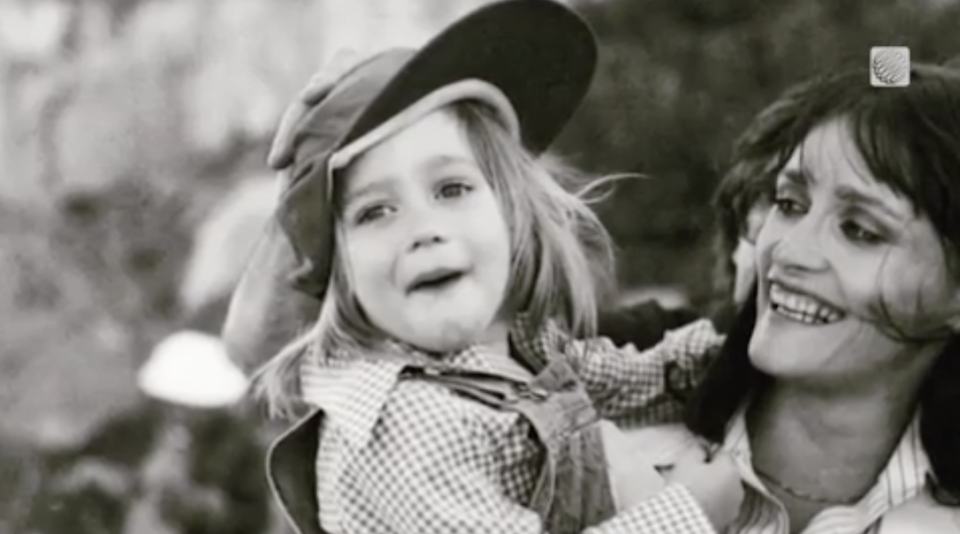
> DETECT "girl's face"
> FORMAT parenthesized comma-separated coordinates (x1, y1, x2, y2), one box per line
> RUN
(750, 119, 960, 389)
(338, 109, 512, 353)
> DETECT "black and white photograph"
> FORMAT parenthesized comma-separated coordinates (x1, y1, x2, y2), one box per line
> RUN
(2, 0, 960, 533)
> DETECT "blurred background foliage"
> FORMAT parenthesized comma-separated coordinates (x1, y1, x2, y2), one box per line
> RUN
(556, 0, 960, 305)
(0, 0, 959, 532)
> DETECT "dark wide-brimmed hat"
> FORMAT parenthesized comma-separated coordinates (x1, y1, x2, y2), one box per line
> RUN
(223, 0, 598, 370)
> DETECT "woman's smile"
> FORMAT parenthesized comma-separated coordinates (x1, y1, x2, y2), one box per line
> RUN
(767, 281, 845, 325)
(747, 118, 958, 386)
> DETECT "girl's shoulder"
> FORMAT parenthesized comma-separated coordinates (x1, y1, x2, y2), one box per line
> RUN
(391, 374, 492, 417)
(392, 370, 529, 425)
(365, 375, 521, 459)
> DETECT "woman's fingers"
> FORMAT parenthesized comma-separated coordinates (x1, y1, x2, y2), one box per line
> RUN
(267, 49, 363, 170)
(300, 48, 362, 104)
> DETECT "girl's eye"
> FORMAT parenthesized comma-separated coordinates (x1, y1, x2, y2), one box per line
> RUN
(437, 182, 473, 199)
(773, 196, 806, 217)
(355, 204, 392, 225)
(840, 221, 885, 245)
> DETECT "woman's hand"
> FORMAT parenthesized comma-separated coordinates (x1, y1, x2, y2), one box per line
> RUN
(665, 445, 745, 531)
(599, 420, 670, 510)
(267, 49, 363, 170)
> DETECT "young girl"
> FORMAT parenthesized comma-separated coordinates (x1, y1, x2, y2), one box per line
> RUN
(250, 1, 741, 533)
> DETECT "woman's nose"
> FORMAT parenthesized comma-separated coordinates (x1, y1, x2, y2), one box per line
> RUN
(770, 220, 829, 274)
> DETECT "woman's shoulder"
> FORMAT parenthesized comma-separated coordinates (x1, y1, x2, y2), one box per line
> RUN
(879, 491, 960, 533)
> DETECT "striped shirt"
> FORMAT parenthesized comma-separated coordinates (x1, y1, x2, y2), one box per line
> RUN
(300, 318, 720, 534)
(723, 409, 934, 534)
(612, 321, 952, 534)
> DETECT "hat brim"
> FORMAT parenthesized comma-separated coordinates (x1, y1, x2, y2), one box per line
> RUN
(221, 217, 322, 373)
(344, 0, 597, 154)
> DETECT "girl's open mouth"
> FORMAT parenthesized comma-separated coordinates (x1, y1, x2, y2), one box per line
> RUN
(408, 268, 466, 293)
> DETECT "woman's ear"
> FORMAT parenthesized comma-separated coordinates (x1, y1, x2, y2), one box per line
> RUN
(947, 287, 960, 332)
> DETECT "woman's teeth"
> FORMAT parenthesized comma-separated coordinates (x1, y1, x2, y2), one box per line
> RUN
(769, 283, 844, 325)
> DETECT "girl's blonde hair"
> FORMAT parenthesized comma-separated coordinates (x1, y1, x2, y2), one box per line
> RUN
(254, 100, 619, 418)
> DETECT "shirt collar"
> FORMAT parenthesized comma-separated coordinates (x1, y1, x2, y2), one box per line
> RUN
(867, 415, 931, 509)
(300, 355, 405, 447)
(724, 406, 932, 528)
(299, 316, 549, 447)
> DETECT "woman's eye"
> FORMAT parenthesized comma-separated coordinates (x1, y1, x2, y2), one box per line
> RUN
(841, 221, 884, 245)
(437, 182, 473, 199)
(773, 196, 806, 217)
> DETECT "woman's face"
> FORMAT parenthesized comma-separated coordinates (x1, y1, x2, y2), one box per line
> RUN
(750, 118, 960, 389)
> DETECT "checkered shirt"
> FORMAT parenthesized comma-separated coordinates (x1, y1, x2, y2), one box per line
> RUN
(300, 318, 724, 534)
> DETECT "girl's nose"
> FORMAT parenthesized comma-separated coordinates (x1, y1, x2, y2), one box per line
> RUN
(410, 232, 445, 251)
(405, 209, 449, 251)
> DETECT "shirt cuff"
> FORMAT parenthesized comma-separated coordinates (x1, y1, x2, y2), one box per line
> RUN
(589, 483, 716, 534)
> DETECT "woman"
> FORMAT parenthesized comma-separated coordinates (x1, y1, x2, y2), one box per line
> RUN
(680, 62, 960, 532)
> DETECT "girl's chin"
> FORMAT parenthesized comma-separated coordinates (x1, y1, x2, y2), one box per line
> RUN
(404, 317, 496, 353)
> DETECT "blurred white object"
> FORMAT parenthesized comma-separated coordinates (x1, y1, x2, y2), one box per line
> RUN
(138, 330, 249, 408)
(0, 0, 72, 62)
